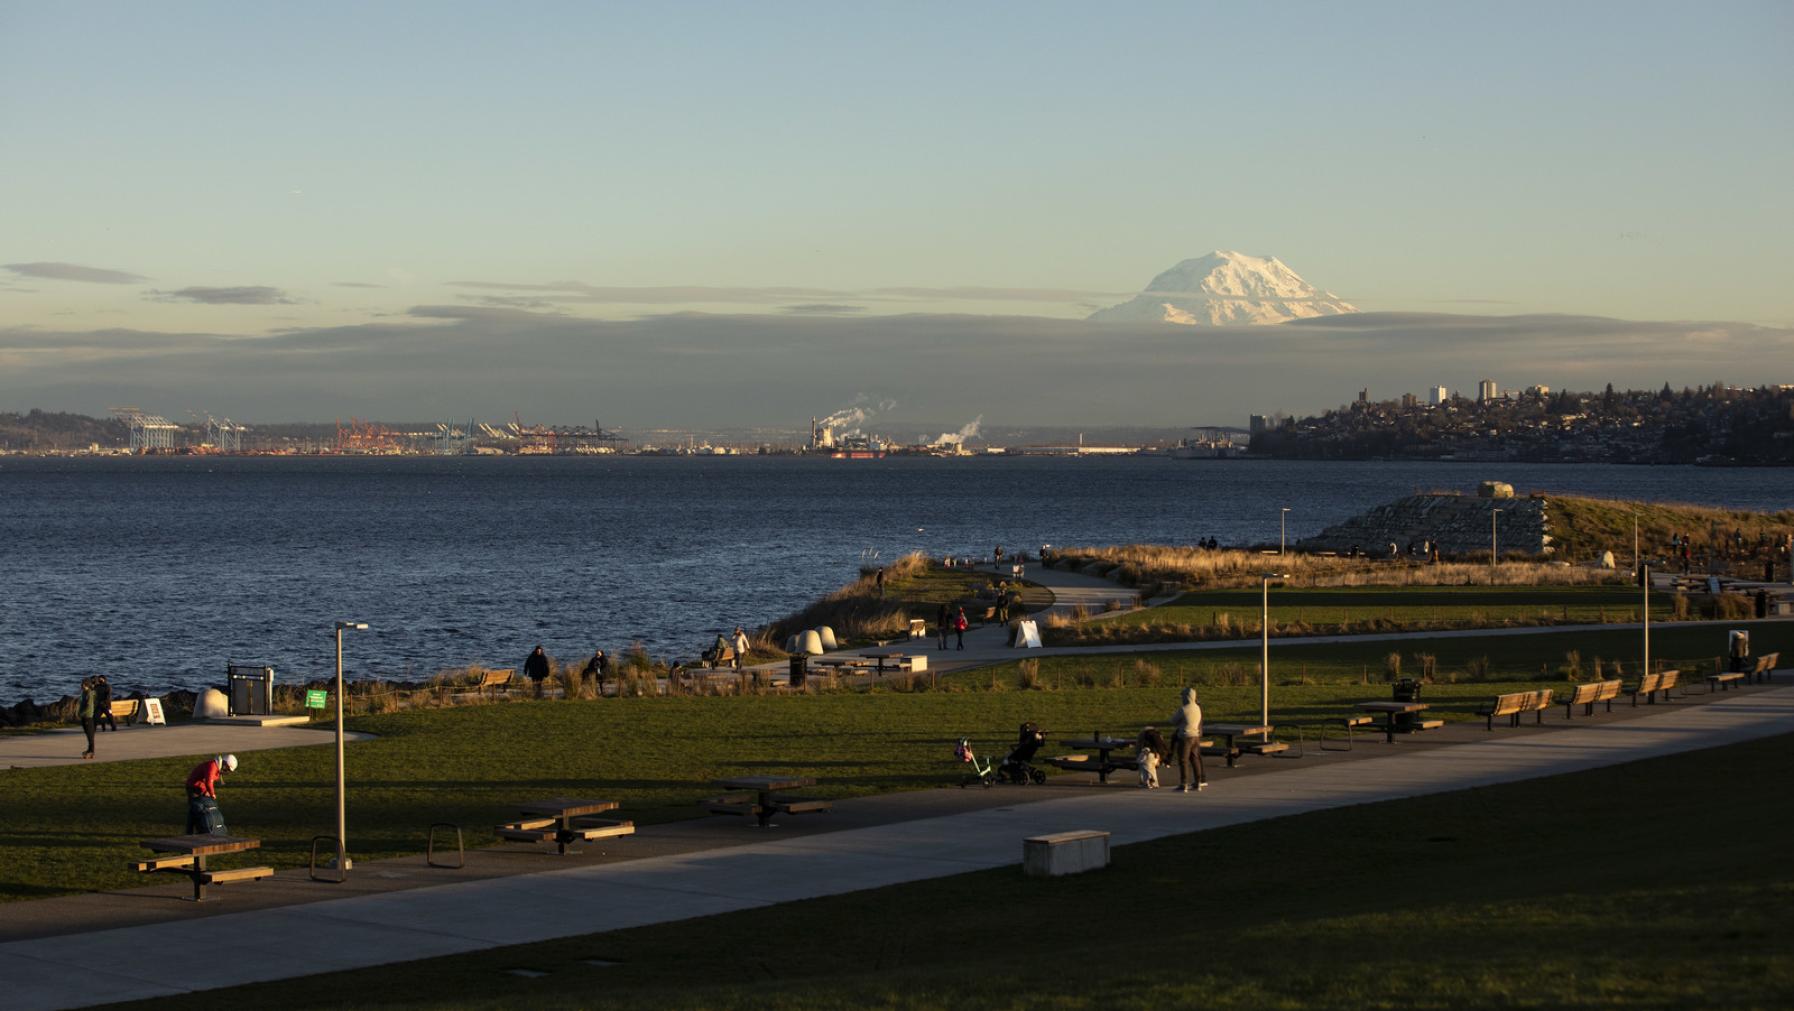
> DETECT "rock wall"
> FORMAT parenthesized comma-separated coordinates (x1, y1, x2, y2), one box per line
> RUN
(1298, 493, 1551, 557)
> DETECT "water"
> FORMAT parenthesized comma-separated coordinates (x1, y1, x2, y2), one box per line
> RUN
(1, 456, 1788, 700)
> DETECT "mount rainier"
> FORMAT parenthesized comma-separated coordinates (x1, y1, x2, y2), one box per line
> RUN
(1088, 250, 1357, 325)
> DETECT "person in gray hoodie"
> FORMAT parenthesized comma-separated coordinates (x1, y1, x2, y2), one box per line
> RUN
(1170, 686, 1206, 792)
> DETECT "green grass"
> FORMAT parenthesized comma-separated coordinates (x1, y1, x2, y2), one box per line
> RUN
(109, 731, 1794, 1010)
(1063, 584, 1670, 645)
(1547, 494, 1794, 566)
(5, 621, 1790, 904)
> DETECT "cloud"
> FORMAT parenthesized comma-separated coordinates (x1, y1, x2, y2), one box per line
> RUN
(447, 279, 1123, 307)
(331, 281, 386, 289)
(869, 286, 1128, 302)
(149, 286, 296, 305)
(467, 295, 566, 311)
(4, 261, 148, 284)
(3, 311, 1789, 427)
(779, 303, 866, 315)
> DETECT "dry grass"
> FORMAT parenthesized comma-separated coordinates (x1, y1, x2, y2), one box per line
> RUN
(1050, 545, 1624, 592)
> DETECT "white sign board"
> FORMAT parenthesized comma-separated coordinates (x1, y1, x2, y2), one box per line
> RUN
(142, 697, 167, 726)
(1012, 619, 1042, 649)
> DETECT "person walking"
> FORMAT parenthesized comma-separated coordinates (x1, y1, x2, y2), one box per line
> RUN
(94, 674, 116, 732)
(937, 602, 951, 650)
(731, 627, 751, 670)
(581, 649, 607, 696)
(875, 567, 886, 597)
(711, 632, 731, 669)
(523, 645, 550, 685)
(185, 753, 237, 833)
(77, 677, 97, 759)
(954, 606, 968, 650)
(1169, 686, 1206, 793)
(994, 580, 1010, 623)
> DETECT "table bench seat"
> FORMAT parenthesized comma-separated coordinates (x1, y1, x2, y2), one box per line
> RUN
(200, 866, 274, 885)
(1708, 672, 1746, 692)
(1406, 718, 1445, 732)
(497, 827, 556, 843)
(1238, 740, 1290, 757)
(569, 819, 635, 841)
(130, 854, 197, 873)
(773, 798, 831, 815)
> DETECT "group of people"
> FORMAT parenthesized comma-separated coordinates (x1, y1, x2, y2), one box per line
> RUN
(936, 602, 970, 650)
(75, 674, 116, 759)
(1132, 687, 1209, 792)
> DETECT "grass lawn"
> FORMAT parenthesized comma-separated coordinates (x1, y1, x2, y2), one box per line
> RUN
(108, 731, 1794, 1010)
(4, 621, 1791, 904)
(1051, 583, 1676, 645)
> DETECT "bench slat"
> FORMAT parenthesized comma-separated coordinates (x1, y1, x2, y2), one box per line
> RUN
(497, 828, 555, 842)
(199, 866, 274, 885)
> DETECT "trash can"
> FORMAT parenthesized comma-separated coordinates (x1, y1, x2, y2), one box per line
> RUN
(788, 654, 807, 689)
(1393, 678, 1422, 702)
(1728, 630, 1750, 672)
(227, 664, 275, 716)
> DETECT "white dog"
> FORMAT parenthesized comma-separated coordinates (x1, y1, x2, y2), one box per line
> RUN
(1137, 746, 1161, 789)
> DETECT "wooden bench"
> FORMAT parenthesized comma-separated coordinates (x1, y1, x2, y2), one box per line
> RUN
(1627, 669, 1680, 705)
(496, 816, 559, 843)
(1476, 691, 1544, 730)
(107, 698, 140, 725)
(200, 866, 275, 885)
(1749, 651, 1780, 685)
(703, 792, 832, 826)
(1708, 671, 1747, 692)
(1562, 679, 1622, 718)
(477, 669, 516, 697)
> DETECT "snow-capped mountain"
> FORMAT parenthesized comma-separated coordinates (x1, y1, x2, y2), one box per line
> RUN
(1088, 250, 1357, 325)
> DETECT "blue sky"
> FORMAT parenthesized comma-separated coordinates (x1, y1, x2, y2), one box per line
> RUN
(1, 2, 1790, 422)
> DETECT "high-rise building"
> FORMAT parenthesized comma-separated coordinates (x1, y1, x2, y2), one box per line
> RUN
(1478, 379, 1499, 402)
(1430, 385, 1450, 405)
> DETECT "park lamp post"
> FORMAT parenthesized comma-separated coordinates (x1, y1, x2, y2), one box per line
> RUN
(1260, 572, 1287, 727)
(1490, 508, 1504, 572)
(1280, 507, 1291, 556)
(333, 620, 368, 873)
(1641, 562, 1651, 678)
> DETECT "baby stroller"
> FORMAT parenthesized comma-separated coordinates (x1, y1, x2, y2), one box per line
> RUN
(955, 738, 996, 788)
(998, 721, 1048, 785)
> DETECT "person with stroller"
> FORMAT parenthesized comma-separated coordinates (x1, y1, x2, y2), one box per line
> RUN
(1169, 687, 1207, 793)
(185, 753, 238, 834)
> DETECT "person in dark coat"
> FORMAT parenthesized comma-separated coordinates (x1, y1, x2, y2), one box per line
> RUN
(937, 602, 951, 650)
(523, 645, 550, 683)
(78, 677, 97, 759)
(581, 649, 607, 694)
(94, 675, 116, 732)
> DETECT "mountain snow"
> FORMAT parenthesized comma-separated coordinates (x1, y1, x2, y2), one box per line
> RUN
(1088, 250, 1357, 325)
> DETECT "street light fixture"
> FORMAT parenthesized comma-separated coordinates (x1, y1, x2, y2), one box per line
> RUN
(1641, 562, 1651, 678)
(1279, 507, 1292, 556)
(1259, 572, 1287, 726)
(333, 620, 368, 875)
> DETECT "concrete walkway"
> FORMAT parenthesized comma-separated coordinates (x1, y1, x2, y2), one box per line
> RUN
(0, 723, 371, 770)
(6, 684, 1792, 1010)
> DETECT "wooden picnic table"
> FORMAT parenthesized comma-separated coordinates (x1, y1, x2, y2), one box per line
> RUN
(714, 775, 822, 827)
(1356, 701, 1432, 744)
(1054, 735, 1137, 784)
(137, 834, 265, 902)
(858, 649, 915, 674)
(512, 798, 626, 855)
(1203, 723, 1274, 767)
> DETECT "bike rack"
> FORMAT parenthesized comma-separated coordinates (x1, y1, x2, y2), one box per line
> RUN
(308, 834, 347, 883)
(426, 823, 465, 869)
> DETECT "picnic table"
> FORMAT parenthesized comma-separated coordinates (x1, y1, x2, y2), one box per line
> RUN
(858, 649, 924, 674)
(710, 775, 828, 827)
(1203, 723, 1281, 767)
(500, 798, 634, 855)
(134, 834, 270, 902)
(1051, 734, 1137, 784)
(1355, 701, 1438, 743)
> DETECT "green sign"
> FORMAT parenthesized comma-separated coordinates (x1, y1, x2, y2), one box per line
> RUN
(305, 689, 329, 709)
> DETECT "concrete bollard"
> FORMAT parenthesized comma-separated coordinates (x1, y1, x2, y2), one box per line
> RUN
(196, 688, 229, 720)
(817, 626, 838, 650)
(1023, 830, 1110, 877)
(799, 630, 824, 656)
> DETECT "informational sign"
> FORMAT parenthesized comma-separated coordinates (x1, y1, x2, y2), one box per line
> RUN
(142, 697, 167, 726)
(1012, 619, 1042, 649)
(305, 689, 329, 710)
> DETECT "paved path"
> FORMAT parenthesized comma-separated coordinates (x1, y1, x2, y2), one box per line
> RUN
(0, 723, 372, 769)
(6, 684, 1792, 1010)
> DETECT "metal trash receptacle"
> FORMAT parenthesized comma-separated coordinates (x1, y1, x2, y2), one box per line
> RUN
(788, 655, 807, 688)
(1728, 630, 1750, 672)
(227, 664, 275, 716)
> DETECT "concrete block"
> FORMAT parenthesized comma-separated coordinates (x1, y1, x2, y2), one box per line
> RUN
(1023, 830, 1110, 877)
(195, 689, 229, 720)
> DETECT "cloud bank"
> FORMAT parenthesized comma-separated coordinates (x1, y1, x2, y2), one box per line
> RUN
(4, 261, 147, 284)
(2, 310, 1789, 427)
(149, 286, 296, 305)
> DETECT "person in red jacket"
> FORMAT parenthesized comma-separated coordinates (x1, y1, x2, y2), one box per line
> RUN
(185, 754, 237, 833)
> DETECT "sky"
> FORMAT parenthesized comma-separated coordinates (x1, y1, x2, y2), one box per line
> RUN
(2, 1, 1791, 424)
